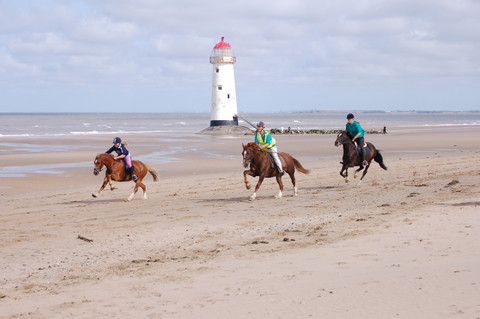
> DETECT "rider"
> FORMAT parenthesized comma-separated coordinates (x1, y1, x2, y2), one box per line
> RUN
(255, 121, 285, 176)
(106, 137, 138, 181)
(346, 113, 368, 167)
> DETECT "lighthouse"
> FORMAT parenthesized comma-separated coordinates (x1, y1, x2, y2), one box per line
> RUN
(209, 37, 238, 126)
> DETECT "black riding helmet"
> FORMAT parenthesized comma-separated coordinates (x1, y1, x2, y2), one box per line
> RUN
(113, 137, 121, 144)
(346, 113, 355, 119)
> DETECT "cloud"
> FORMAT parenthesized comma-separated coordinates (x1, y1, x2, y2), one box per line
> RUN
(73, 16, 139, 43)
(1, 0, 479, 111)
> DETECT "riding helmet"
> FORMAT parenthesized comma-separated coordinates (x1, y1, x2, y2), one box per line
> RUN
(257, 121, 265, 127)
(113, 137, 122, 144)
(346, 113, 355, 119)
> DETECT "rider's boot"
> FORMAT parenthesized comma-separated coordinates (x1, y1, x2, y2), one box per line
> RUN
(360, 147, 367, 166)
(129, 167, 138, 181)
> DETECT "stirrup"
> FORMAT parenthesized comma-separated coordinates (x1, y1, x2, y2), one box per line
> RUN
(132, 174, 138, 181)
(362, 160, 368, 166)
(279, 170, 285, 176)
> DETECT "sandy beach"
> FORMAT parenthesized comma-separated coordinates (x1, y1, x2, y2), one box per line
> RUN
(1, 126, 479, 318)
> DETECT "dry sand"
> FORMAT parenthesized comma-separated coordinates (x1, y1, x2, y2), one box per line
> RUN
(1, 126, 479, 318)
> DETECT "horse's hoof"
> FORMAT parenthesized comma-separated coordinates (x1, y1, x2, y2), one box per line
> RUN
(344, 179, 349, 183)
(110, 187, 117, 191)
(92, 194, 97, 198)
(246, 185, 251, 190)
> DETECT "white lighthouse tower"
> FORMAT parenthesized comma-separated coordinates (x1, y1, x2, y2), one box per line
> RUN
(209, 37, 238, 126)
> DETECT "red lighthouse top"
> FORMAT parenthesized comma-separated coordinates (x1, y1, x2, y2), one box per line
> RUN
(214, 37, 231, 49)
(210, 37, 236, 64)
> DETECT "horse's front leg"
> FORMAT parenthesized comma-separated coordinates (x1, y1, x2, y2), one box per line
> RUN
(108, 177, 116, 191)
(92, 175, 110, 197)
(340, 165, 349, 183)
(243, 170, 253, 190)
(250, 175, 266, 200)
(275, 174, 285, 199)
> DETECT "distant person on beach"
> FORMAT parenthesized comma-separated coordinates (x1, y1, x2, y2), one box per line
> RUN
(383, 126, 387, 134)
(255, 121, 285, 176)
(346, 113, 368, 166)
(106, 137, 138, 181)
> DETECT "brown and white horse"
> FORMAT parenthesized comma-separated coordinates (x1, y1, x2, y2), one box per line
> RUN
(92, 153, 159, 201)
(242, 142, 310, 200)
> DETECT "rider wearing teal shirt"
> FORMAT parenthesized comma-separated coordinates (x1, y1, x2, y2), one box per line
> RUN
(346, 113, 367, 166)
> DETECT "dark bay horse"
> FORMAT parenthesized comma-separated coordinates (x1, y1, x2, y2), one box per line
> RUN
(334, 131, 387, 183)
(242, 142, 310, 200)
(92, 153, 159, 201)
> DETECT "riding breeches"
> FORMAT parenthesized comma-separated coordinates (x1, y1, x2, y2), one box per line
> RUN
(355, 137, 365, 149)
(268, 146, 283, 171)
(123, 155, 133, 168)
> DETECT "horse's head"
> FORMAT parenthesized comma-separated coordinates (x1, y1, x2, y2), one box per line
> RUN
(93, 154, 105, 175)
(242, 142, 259, 168)
(334, 131, 352, 147)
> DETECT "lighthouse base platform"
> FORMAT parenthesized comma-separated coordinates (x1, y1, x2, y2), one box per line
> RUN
(198, 125, 253, 135)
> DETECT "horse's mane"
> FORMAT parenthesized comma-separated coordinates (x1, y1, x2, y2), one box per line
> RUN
(245, 142, 261, 151)
(97, 153, 114, 158)
(344, 130, 354, 139)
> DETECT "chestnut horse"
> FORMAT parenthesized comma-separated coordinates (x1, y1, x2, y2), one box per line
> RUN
(92, 153, 159, 201)
(334, 131, 387, 183)
(242, 142, 310, 200)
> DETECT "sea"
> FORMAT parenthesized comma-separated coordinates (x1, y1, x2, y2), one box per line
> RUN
(1, 111, 479, 179)
(1, 111, 479, 137)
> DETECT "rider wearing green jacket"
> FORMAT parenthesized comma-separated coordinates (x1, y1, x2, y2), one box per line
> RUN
(255, 121, 285, 176)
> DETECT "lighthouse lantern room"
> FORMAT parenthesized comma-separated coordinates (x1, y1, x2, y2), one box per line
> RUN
(209, 37, 238, 126)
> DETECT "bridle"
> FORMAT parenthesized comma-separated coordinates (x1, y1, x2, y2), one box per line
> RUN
(93, 157, 104, 175)
(242, 147, 255, 168)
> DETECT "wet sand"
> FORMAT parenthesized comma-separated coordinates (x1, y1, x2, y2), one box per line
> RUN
(1, 126, 479, 318)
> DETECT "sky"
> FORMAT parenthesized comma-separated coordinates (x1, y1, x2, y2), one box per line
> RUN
(1, 0, 479, 113)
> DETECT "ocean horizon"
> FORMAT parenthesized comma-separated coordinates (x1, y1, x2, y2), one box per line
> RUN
(1, 110, 480, 138)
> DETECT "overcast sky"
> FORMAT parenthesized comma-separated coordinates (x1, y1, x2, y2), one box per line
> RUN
(1, 0, 479, 113)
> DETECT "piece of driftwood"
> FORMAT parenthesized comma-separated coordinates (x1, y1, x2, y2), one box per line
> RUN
(77, 235, 93, 242)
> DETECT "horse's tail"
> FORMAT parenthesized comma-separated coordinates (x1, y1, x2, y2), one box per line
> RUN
(147, 166, 159, 182)
(292, 157, 310, 174)
(374, 150, 388, 170)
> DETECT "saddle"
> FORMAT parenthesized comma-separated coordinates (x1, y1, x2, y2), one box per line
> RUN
(120, 161, 135, 181)
(356, 144, 371, 158)
(268, 153, 285, 170)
